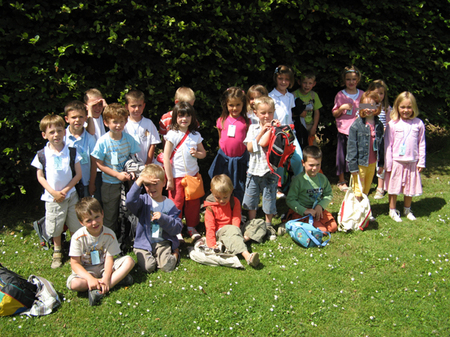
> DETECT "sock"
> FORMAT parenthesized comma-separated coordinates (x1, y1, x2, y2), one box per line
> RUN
(54, 245, 62, 253)
(404, 207, 411, 214)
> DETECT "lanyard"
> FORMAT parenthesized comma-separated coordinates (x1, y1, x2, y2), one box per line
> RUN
(305, 174, 322, 209)
(401, 121, 412, 146)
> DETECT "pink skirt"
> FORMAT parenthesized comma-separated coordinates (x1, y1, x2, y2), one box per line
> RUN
(384, 161, 422, 196)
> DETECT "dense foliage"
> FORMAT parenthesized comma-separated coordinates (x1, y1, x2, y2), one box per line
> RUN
(1, 0, 449, 198)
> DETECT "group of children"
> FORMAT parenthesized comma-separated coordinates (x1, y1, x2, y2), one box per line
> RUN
(30, 64, 425, 305)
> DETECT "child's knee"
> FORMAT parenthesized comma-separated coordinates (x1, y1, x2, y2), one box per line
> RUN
(159, 255, 177, 273)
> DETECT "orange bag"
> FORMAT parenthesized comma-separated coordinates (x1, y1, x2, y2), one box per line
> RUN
(181, 173, 205, 200)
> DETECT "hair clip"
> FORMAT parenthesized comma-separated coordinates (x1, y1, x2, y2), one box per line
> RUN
(274, 66, 281, 74)
(345, 69, 359, 74)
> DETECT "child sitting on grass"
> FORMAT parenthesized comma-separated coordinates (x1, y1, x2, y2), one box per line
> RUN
(282, 145, 337, 234)
(67, 197, 135, 306)
(126, 164, 182, 273)
(204, 174, 260, 268)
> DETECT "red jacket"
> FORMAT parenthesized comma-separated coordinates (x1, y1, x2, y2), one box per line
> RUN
(204, 195, 241, 247)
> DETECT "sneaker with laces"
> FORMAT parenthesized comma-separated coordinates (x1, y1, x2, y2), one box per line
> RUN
(404, 208, 417, 221)
(247, 252, 260, 268)
(373, 189, 386, 200)
(389, 209, 402, 222)
(277, 224, 286, 236)
(88, 289, 104, 306)
(276, 191, 285, 199)
(51, 251, 63, 269)
(187, 227, 201, 241)
(266, 225, 277, 241)
(369, 215, 376, 222)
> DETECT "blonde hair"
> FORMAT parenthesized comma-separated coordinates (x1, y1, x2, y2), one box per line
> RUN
(254, 96, 275, 112)
(39, 114, 65, 132)
(391, 91, 419, 121)
(359, 91, 381, 118)
(83, 88, 103, 103)
(175, 87, 195, 103)
(367, 80, 390, 111)
(210, 174, 234, 194)
(141, 164, 165, 181)
(103, 103, 128, 122)
(125, 90, 145, 104)
(273, 65, 295, 89)
(75, 197, 103, 222)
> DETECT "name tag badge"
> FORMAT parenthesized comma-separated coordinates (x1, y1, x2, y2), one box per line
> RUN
(54, 157, 62, 170)
(227, 124, 236, 138)
(346, 109, 352, 115)
(90, 250, 101, 265)
(80, 151, 89, 165)
(111, 152, 119, 165)
(152, 224, 161, 238)
(399, 144, 406, 156)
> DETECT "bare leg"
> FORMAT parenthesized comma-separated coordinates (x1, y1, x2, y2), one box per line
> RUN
(248, 209, 256, 221)
(110, 256, 135, 288)
(404, 196, 413, 208)
(389, 194, 397, 209)
(377, 177, 384, 191)
(53, 235, 62, 248)
(265, 213, 273, 224)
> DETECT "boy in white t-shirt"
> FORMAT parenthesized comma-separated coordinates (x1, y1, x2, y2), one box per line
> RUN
(123, 90, 161, 164)
(31, 114, 82, 269)
(67, 197, 135, 306)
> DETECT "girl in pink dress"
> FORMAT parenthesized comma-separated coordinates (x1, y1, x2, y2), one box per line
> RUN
(208, 87, 250, 203)
(384, 92, 426, 222)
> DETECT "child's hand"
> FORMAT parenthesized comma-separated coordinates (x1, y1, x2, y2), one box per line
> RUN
(377, 167, 384, 175)
(99, 276, 111, 294)
(117, 172, 131, 182)
(139, 176, 161, 186)
(152, 212, 162, 221)
(304, 209, 316, 218)
(52, 191, 66, 203)
(87, 276, 101, 291)
(166, 179, 174, 191)
(89, 182, 96, 196)
(189, 147, 198, 158)
(418, 167, 424, 173)
(341, 103, 353, 111)
(313, 205, 324, 220)
(301, 110, 308, 118)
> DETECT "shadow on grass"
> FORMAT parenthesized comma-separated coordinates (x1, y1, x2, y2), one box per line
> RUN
(371, 196, 446, 219)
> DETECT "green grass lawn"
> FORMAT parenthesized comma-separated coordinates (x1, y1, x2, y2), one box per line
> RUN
(1, 135, 450, 336)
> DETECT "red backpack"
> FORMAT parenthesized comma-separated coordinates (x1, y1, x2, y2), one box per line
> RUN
(266, 122, 296, 175)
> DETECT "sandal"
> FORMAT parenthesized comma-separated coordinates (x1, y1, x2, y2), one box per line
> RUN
(337, 181, 349, 192)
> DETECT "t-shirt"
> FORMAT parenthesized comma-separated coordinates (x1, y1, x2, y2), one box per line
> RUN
(269, 88, 295, 125)
(217, 116, 247, 157)
(91, 132, 140, 184)
(243, 123, 270, 176)
(292, 90, 323, 127)
(159, 111, 173, 136)
(124, 117, 161, 163)
(92, 115, 106, 142)
(31, 143, 82, 202)
(164, 130, 203, 178)
(65, 128, 97, 186)
(332, 89, 364, 135)
(69, 226, 120, 267)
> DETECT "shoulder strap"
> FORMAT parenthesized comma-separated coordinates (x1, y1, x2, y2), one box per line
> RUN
(37, 148, 46, 177)
(300, 214, 330, 247)
(69, 147, 76, 178)
(170, 130, 190, 160)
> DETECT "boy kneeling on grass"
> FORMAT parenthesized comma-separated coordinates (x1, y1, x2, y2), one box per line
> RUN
(204, 174, 260, 268)
(67, 197, 135, 306)
(126, 164, 182, 273)
(281, 145, 338, 235)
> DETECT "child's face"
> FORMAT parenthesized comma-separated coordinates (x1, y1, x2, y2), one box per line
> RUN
(255, 103, 275, 125)
(374, 87, 385, 102)
(344, 72, 359, 91)
(142, 175, 165, 200)
(302, 157, 321, 178)
(65, 110, 87, 133)
(398, 98, 413, 120)
(249, 92, 262, 110)
(276, 74, 290, 92)
(126, 99, 146, 121)
(227, 97, 243, 119)
(176, 113, 192, 130)
(300, 78, 316, 94)
(42, 124, 65, 148)
(86, 95, 105, 118)
(211, 190, 232, 207)
(360, 98, 377, 118)
(105, 117, 127, 136)
(80, 210, 104, 237)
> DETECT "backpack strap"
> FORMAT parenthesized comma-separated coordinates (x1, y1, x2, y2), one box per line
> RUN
(37, 148, 46, 176)
(69, 147, 76, 178)
(171, 130, 190, 160)
(299, 214, 330, 247)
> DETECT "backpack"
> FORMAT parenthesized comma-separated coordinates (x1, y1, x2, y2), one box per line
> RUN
(37, 147, 84, 199)
(266, 122, 296, 177)
(285, 215, 331, 248)
(0, 263, 37, 316)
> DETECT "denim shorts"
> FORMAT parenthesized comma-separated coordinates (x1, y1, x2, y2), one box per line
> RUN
(242, 172, 277, 215)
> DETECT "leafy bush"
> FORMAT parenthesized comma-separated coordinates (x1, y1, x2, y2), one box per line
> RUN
(1, 0, 449, 198)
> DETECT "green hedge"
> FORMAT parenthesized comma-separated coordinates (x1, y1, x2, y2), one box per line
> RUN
(1, 0, 449, 198)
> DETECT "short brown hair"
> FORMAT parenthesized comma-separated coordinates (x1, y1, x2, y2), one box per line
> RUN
(103, 103, 128, 122)
(64, 100, 87, 116)
(303, 145, 322, 162)
(75, 197, 103, 222)
(83, 88, 103, 103)
(125, 90, 145, 104)
(39, 114, 65, 132)
(210, 174, 234, 194)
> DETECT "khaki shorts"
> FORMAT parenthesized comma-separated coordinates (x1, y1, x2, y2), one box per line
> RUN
(45, 192, 80, 238)
(66, 255, 131, 289)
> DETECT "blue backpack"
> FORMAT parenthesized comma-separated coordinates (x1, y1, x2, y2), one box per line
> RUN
(285, 215, 330, 248)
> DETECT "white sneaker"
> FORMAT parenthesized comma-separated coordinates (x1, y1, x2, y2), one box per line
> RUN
(389, 209, 402, 222)
(369, 215, 376, 222)
(404, 208, 417, 221)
